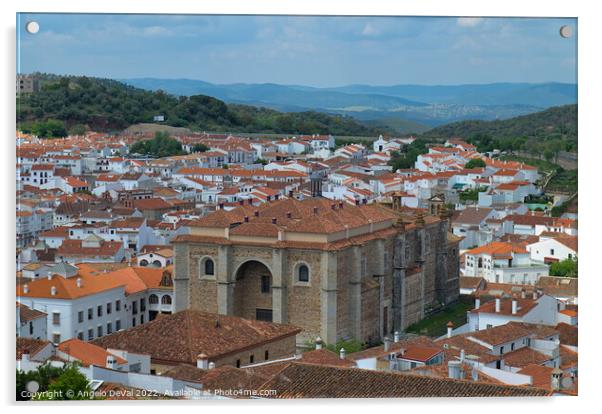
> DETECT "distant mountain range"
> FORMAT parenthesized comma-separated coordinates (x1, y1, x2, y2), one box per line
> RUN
(121, 78, 577, 132)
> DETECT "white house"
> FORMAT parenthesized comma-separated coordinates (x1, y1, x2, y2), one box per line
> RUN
(463, 241, 548, 284)
(526, 236, 577, 263)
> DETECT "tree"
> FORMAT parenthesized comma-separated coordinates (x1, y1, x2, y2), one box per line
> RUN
(68, 124, 88, 136)
(129, 131, 185, 158)
(549, 258, 578, 278)
(464, 158, 486, 169)
(33, 365, 92, 401)
(191, 143, 209, 153)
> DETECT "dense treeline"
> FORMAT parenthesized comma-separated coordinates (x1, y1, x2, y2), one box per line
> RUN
(420, 104, 578, 158)
(129, 131, 186, 157)
(17, 74, 389, 137)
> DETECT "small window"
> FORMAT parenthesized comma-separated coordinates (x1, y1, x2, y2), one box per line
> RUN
(88, 308, 93, 320)
(265, 350, 269, 361)
(52, 334, 61, 344)
(88, 329, 94, 341)
(107, 302, 112, 314)
(97, 326, 103, 337)
(500, 346, 504, 354)
(298, 264, 310, 283)
(550, 249, 555, 255)
(115, 300, 121, 311)
(78, 311, 84, 323)
(511, 343, 515, 351)
(140, 314, 144, 324)
(161, 295, 172, 305)
(52, 312, 60, 326)
(149, 294, 159, 304)
(107, 322, 112, 335)
(250, 355, 254, 364)
(204, 259, 215, 276)
(115, 320, 121, 331)
(97, 305, 103, 317)
(236, 359, 241, 368)
(261, 275, 270, 293)
(132, 301, 138, 314)
(132, 318, 136, 327)
(77, 332, 83, 340)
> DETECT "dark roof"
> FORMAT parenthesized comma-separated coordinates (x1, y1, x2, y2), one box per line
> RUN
(93, 310, 301, 365)
(256, 363, 550, 398)
(453, 207, 493, 225)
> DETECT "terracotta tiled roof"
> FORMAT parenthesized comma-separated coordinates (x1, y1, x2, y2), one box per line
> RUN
(92, 310, 301, 365)
(470, 297, 537, 317)
(17, 302, 47, 322)
(503, 347, 552, 369)
(555, 323, 578, 346)
(162, 364, 271, 395)
(17, 337, 51, 360)
(256, 363, 550, 398)
(466, 241, 527, 256)
(57, 239, 123, 257)
(300, 349, 355, 367)
(58, 338, 126, 367)
(467, 323, 532, 346)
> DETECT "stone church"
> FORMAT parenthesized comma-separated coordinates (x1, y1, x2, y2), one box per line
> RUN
(172, 197, 460, 346)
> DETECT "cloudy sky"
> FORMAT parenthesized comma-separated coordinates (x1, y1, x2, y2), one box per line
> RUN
(17, 14, 577, 86)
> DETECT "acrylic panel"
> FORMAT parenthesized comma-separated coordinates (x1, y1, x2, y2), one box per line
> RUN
(16, 13, 578, 401)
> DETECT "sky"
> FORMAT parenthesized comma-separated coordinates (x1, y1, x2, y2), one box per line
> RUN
(17, 14, 577, 87)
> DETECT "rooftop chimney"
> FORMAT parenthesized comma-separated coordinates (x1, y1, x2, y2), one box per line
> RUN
(50, 286, 57, 296)
(106, 355, 117, 370)
(208, 362, 216, 370)
(47, 271, 52, 280)
(511, 297, 518, 315)
(76, 278, 82, 288)
(23, 284, 29, 294)
(448, 361, 463, 380)
(521, 289, 526, 299)
(460, 349, 465, 363)
(315, 336, 323, 350)
(551, 368, 563, 391)
(495, 297, 501, 313)
(394, 331, 400, 343)
(339, 348, 346, 360)
(197, 353, 209, 369)
(383, 336, 391, 352)
(447, 321, 454, 338)
(475, 297, 480, 310)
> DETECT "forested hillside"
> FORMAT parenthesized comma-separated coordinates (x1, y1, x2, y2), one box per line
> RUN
(16, 74, 389, 137)
(420, 104, 578, 156)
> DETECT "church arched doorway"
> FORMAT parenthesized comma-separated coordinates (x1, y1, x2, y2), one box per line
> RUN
(233, 260, 273, 322)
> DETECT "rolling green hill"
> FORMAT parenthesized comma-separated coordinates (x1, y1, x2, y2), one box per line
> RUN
(420, 104, 577, 155)
(16, 74, 390, 137)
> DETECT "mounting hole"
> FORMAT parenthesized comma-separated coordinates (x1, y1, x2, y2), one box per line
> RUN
(25, 21, 40, 34)
(559, 25, 572, 38)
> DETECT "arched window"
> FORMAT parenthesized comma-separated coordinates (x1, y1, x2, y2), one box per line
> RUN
(139, 259, 149, 267)
(161, 295, 172, 305)
(149, 294, 159, 304)
(152, 260, 162, 267)
(298, 264, 310, 283)
(204, 259, 215, 276)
